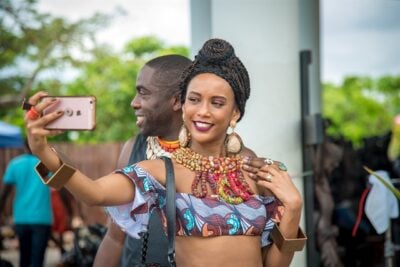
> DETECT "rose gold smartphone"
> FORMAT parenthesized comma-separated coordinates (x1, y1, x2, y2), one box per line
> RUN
(42, 96, 96, 130)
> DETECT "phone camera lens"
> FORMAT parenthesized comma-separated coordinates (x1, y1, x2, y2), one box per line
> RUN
(90, 100, 93, 104)
(65, 108, 73, 117)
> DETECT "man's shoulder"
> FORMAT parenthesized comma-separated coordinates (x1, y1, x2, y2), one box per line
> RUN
(117, 134, 148, 168)
(124, 134, 149, 152)
(124, 136, 137, 148)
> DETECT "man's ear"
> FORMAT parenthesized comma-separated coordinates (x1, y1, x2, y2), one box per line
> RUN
(172, 94, 182, 111)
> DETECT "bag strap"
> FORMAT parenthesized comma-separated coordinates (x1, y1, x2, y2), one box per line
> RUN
(162, 156, 176, 267)
(129, 134, 150, 265)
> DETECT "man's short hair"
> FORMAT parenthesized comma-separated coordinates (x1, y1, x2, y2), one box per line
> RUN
(146, 55, 192, 96)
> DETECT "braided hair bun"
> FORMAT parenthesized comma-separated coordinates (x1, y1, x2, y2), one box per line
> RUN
(180, 38, 250, 121)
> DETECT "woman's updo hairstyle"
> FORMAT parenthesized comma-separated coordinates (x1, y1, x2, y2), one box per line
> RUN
(180, 38, 250, 121)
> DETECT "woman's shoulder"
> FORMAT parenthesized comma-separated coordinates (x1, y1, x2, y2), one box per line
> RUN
(136, 159, 166, 185)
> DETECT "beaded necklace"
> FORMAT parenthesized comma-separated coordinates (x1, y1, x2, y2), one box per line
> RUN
(146, 136, 179, 160)
(172, 147, 253, 204)
(156, 137, 180, 152)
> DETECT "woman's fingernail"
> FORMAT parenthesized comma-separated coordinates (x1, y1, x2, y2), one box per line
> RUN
(242, 164, 249, 170)
(243, 156, 251, 164)
(51, 97, 57, 102)
(57, 110, 63, 115)
(248, 173, 256, 179)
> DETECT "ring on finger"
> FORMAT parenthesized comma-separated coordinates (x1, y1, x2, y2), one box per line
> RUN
(27, 106, 40, 120)
(264, 158, 273, 165)
(266, 172, 273, 182)
(277, 162, 288, 171)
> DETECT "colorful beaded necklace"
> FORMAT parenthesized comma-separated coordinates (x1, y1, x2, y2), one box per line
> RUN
(146, 136, 179, 160)
(172, 147, 254, 204)
(156, 137, 180, 152)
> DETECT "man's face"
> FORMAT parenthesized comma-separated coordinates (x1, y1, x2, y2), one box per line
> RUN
(131, 65, 175, 137)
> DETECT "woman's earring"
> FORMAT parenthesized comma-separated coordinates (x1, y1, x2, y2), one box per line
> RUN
(179, 125, 191, 148)
(225, 121, 243, 155)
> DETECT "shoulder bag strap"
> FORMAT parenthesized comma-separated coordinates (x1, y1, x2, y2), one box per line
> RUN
(162, 156, 176, 267)
(128, 134, 150, 265)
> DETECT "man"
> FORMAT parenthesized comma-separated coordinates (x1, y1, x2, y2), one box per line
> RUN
(94, 54, 257, 267)
(94, 55, 192, 267)
(0, 141, 52, 267)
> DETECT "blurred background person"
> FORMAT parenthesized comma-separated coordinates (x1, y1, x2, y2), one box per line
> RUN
(0, 141, 52, 267)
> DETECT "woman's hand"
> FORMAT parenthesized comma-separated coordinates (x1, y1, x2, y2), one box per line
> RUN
(24, 91, 64, 154)
(243, 157, 302, 212)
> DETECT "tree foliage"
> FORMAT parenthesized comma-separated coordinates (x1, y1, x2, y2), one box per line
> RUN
(63, 37, 189, 143)
(0, 0, 110, 129)
(0, 0, 110, 103)
(323, 76, 400, 147)
(0, 0, 189, 144)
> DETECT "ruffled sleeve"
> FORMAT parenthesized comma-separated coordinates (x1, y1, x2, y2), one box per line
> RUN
(260, 196, 283, 247)
(105, 164, 166, 239)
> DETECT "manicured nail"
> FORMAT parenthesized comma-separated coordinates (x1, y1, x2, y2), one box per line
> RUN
(57, 110, 63, 114)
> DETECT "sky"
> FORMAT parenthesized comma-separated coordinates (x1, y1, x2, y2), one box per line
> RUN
(37, 0, 191, 48)
(37, 0, 400, 84)
(321, 0, 400, 83)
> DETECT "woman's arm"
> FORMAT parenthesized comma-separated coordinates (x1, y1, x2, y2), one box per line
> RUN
(24, 91, 136, 206)
(63, 170, 134, 206)
(243, 157, 304, 267)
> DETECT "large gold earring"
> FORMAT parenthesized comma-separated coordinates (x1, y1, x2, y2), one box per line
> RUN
(179, 125, 191, 147)
(225, 121, 243, 155)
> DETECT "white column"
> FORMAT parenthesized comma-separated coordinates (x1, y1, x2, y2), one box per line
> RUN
(190, 1, 321, 266)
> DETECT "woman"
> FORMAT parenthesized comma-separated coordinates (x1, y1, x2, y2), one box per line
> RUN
(25, 38, 305, 267)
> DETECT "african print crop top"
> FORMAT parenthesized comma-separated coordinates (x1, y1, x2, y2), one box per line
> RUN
(106, 164, 281, 247)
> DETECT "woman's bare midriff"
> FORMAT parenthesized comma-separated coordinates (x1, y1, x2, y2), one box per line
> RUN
(175, 235, 264, 267)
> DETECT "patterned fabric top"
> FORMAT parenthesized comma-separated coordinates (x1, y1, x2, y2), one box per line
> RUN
(106, 164, 281, 247)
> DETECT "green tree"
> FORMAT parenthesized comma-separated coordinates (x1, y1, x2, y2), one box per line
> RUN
(0, 0, 189, 143)
(376, 76, 400, 115)
(0, 0, 110, 125)
(63, 36, 189, 143)
(323, 75, 399, 147)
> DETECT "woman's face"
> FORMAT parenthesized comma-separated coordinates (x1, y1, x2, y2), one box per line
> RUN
(183, 73, 240, 151)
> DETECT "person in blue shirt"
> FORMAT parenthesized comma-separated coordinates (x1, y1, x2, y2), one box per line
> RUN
(0, 141, 52, 267)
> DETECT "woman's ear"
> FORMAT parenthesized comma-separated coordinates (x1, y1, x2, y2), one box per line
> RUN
(231, 107, 240, 122)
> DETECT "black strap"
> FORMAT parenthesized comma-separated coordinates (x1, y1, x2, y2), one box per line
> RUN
(128, 134, 150, 264)
(162, 157, 176, 267)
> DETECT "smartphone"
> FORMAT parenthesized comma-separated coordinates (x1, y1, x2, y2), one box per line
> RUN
(42, 96, 96, 131)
